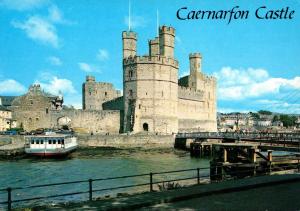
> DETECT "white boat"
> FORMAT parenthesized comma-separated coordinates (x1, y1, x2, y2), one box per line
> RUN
(24, 132, 78, 157)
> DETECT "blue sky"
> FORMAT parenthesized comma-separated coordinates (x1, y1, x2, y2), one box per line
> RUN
(0, 0, 299, 113)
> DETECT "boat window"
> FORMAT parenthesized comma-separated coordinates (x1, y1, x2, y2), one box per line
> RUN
(41, 140, 44, 144)
(53, 140, 56, 144)
(31, 140, 34, 144)
(49, 140, 52, 144)
(36, 140, 39, 144)
(58, 140, 61, 144)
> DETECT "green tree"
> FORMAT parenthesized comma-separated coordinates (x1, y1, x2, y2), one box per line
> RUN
(272, 115, 279, 122)
(258, 110, 272, 115)
(279, 115, 297, 127)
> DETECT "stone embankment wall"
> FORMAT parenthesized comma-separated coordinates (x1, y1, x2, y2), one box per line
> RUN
(77, 134, 175, 148)
(0, 135, 25, 158)
(0, 134, 175, 152)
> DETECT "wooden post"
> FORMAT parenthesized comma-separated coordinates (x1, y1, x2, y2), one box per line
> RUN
(223, 148, 227, 163)
(267, 150, 273, 162)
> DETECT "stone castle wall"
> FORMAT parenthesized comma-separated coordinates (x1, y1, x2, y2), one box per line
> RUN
(10, 86, 121, 134)
(82, 76, 121, 110)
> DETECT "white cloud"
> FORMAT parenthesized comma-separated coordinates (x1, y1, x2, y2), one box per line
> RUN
(47, 56, 62, 66)
(97, 49, 109, 61)
(36, 76, 76, 95)
(78, 62, 92, 72)
(124, 15, 147, 29)
(48, 5, 62, 23)
(12, 16, 59, 47)
(0, 0, 48, 11)
(0, 79, 26, 94)
(78, 62, 101, 73)
(214, 67, 300, 100)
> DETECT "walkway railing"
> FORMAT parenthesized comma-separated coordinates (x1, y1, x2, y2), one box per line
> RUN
(0, 164, 299, 210)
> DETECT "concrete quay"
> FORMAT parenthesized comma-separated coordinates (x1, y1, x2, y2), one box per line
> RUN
(39, 174, 300, 210)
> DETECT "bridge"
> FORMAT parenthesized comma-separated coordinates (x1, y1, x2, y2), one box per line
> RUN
(175, 132, 300, 152)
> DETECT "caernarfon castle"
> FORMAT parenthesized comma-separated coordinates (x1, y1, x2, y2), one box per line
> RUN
(1, 26, 217, 134)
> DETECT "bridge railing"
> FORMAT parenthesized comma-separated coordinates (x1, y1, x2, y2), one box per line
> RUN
(176, 132, 300, 141)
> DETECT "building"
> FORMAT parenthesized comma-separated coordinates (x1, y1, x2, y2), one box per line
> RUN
(10, 84, 120, 133)
(8, 25, 217, 134)
(121, 26, 217, 133)
(0, 105, 12, 131)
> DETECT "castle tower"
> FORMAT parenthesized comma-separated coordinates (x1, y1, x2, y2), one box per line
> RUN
(188, 53, 202, 89)
(123, 26, 179, 134)
(122, 31, 137, 59)
(148, 37, 159, 56)
(83, 75, 120, 110)
(159, 26, 175, 58)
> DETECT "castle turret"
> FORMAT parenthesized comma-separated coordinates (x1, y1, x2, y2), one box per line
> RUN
(122, 31, 137, 59)
(189, 53, 202, 73)
(159, 26, 175, 58)
(189, 53, 202, 89)
(148, 37, 159, 56)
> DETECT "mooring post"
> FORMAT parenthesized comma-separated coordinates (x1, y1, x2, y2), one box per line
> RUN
(7, 187, 11, 211)
(197, 168, 200, 184)
(150, 173, 153, 192)
(88, 179, 93, 201)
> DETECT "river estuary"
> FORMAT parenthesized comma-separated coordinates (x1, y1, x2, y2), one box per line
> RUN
(0, 148, 210, 209)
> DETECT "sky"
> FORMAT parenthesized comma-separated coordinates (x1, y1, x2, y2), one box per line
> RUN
(0, 0, 299, 113)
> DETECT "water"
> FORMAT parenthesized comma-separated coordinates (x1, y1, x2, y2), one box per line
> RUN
(0, 148, 210, 208)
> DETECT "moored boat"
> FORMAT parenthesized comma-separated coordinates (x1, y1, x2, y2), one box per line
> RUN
(24, 132, 78, 157)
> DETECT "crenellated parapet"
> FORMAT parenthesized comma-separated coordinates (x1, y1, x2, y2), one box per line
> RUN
(123, 55, 179, 68)
(178, 86, 204, 102)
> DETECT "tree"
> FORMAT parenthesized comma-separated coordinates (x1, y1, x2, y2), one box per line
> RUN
(258, 110, 272, 115)
(250, 112, 260, 119)
(279, 115, 297, 127)
(272, 115, 279, 122)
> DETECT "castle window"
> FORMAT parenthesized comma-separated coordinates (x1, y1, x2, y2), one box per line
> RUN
(139, 104, 141, 109)
(46, 108, 49, 114)
(105, 92, 107, 97)
(129, 70, 133, 78)
(129, 89, 133, 97)
(146, 92, 148, 95)
(30, 100, 33, 104)
(89, 92, 92, 96)
(36, 117, 39, 121)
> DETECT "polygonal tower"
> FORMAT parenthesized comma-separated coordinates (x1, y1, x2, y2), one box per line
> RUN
(159, 26, 175, 58)
(188, 53, 202, 89)
(122, 31, 137, 59)
(123, 26, 179, 134)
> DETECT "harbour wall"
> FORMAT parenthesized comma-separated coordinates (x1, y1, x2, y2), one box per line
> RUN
(0, 134, 175, 151)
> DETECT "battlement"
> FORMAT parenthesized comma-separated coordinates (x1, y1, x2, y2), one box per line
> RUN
(149, 37, 159, 45)
(178, 86, 204, 101)
(86, 75, 95, 82)
(122, 31, 137, 39)
(123, 55, 178, 68)
(159, 26, 175, 35)
(189, 53, 202, 59)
